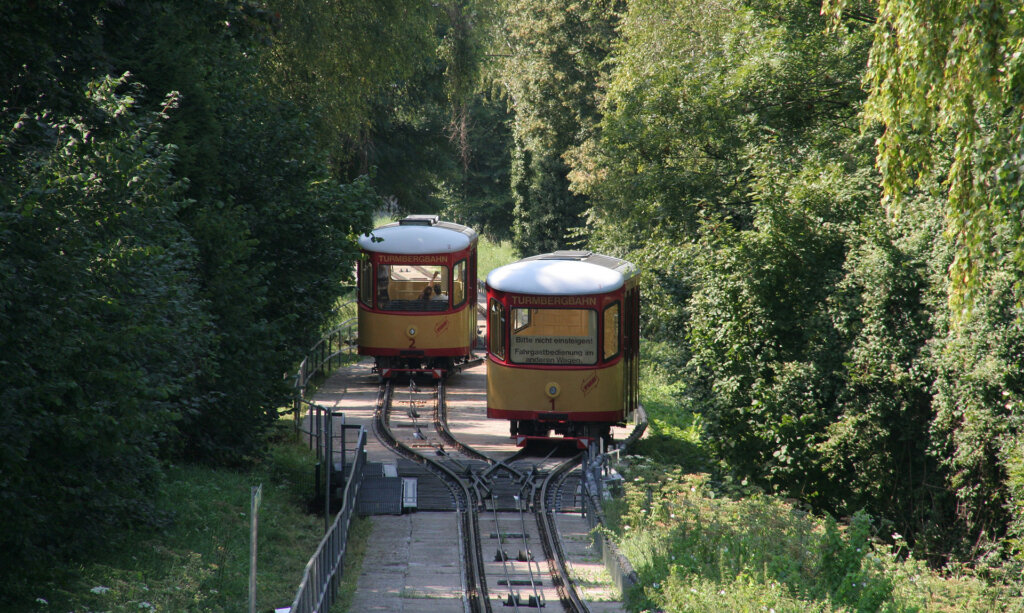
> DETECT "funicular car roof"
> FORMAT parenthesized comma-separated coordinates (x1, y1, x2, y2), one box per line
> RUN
(487, 253, 634, 296)
(358, 223, 474, 255)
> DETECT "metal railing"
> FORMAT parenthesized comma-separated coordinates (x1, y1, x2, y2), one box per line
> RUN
(288, 420, 367, 613)
(284, 300, 364, 613)
(576, 409, 647, 599)
(293, 302, 358, 419)
(580, 484, 638, 596)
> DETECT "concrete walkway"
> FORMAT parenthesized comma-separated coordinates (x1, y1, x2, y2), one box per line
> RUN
(347, 513, 466, 612)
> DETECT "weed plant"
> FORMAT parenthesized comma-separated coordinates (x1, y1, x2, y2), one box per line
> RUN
(610, 353, 1024, 612)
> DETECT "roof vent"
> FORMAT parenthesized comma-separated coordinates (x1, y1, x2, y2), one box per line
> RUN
(399, 215, 439, 226)
(543, 250, 592, 261)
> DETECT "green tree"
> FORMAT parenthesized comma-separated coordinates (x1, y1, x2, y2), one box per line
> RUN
(97, 0, 378, 461)
(575, 0, 870, 247)
(687, 155, 882, 504)
(440, 90, 515, 240)
(825, 0, 1024, 562)
(0, 1, 480, 600)
(353, 45, 458, 215)
(570, 0, 753, 246)
(816, 210, 948, 553)
(567, 0, 993, 558)
(435, 0, 516, 238)
(584, 0, 1024, 565)
(926, 240, 1024, 560)
(260, 0, 438, 163)
(826, 0, 1024, 307)
(496, 0, 623, 254)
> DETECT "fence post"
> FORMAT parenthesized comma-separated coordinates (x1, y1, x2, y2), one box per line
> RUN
(324, 408, 332, 533)
(249, 483, 262, 613)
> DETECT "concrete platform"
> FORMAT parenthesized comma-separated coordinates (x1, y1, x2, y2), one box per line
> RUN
(347, 513, 466, 612)
(304, 356, 395, 464)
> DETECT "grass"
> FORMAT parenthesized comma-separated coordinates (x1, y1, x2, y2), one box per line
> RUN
(605, 466, 1024, 612)
(605, 351, 1024, 612)
(630, 342, 705, 469)
(333, 516, 374, 612)
(24, 427, 327, 613)
(477, 234, 517, 278)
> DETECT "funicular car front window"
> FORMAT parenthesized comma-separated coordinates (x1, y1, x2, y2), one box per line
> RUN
(376, 263, 450, 312)
(510, 307, 597, 365)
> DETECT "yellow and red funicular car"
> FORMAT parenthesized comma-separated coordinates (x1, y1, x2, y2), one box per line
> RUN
(486, 251, 640, 447)
(357, 215, 479, 378)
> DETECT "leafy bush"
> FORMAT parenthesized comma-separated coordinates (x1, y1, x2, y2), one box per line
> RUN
(927, 263, 1024, 562)
(606, 467, 905, 612)
(0, 76, 208, 591)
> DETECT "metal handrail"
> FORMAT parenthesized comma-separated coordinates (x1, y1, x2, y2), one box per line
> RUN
(284, 300, 363, 613)
(288, 425, 366, 613)
(292, 301, 358, 421)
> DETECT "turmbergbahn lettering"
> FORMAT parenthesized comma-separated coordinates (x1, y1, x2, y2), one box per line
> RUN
(510, 295, 597, 307)
(378, 254, 448, 265)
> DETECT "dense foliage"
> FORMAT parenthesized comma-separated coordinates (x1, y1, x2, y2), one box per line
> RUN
(563, 0, 1024, 574)
(1, 77, 206, 582)
(832, 0, 1024, 308)
(0, 0, 427, 598)
(494, 0, 624, 254)
(5, 0, 1024, 603)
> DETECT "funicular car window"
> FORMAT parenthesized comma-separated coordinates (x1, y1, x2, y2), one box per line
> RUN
(604, 302, 620, 360)
(489, 299, 506, 359)
(359, 254, 373, 306)
(452, 259, 467, 307)
(510, 307, 597, 365)
(377, 263, 450, 312)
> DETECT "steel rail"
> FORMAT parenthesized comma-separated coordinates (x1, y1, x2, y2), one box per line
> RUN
(434, 381, 526, 481)
(513, 489, 546, 607)
(489, 498, 522, 611)
(372, 379, 492, 613)
(534, 453, 591, 613)
(438, 372, 612, 612)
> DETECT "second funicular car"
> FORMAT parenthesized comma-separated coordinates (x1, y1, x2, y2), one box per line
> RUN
(357, 215, 479, 378)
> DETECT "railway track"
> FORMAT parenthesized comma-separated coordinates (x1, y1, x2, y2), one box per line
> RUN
(372, 375, 628, 612)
